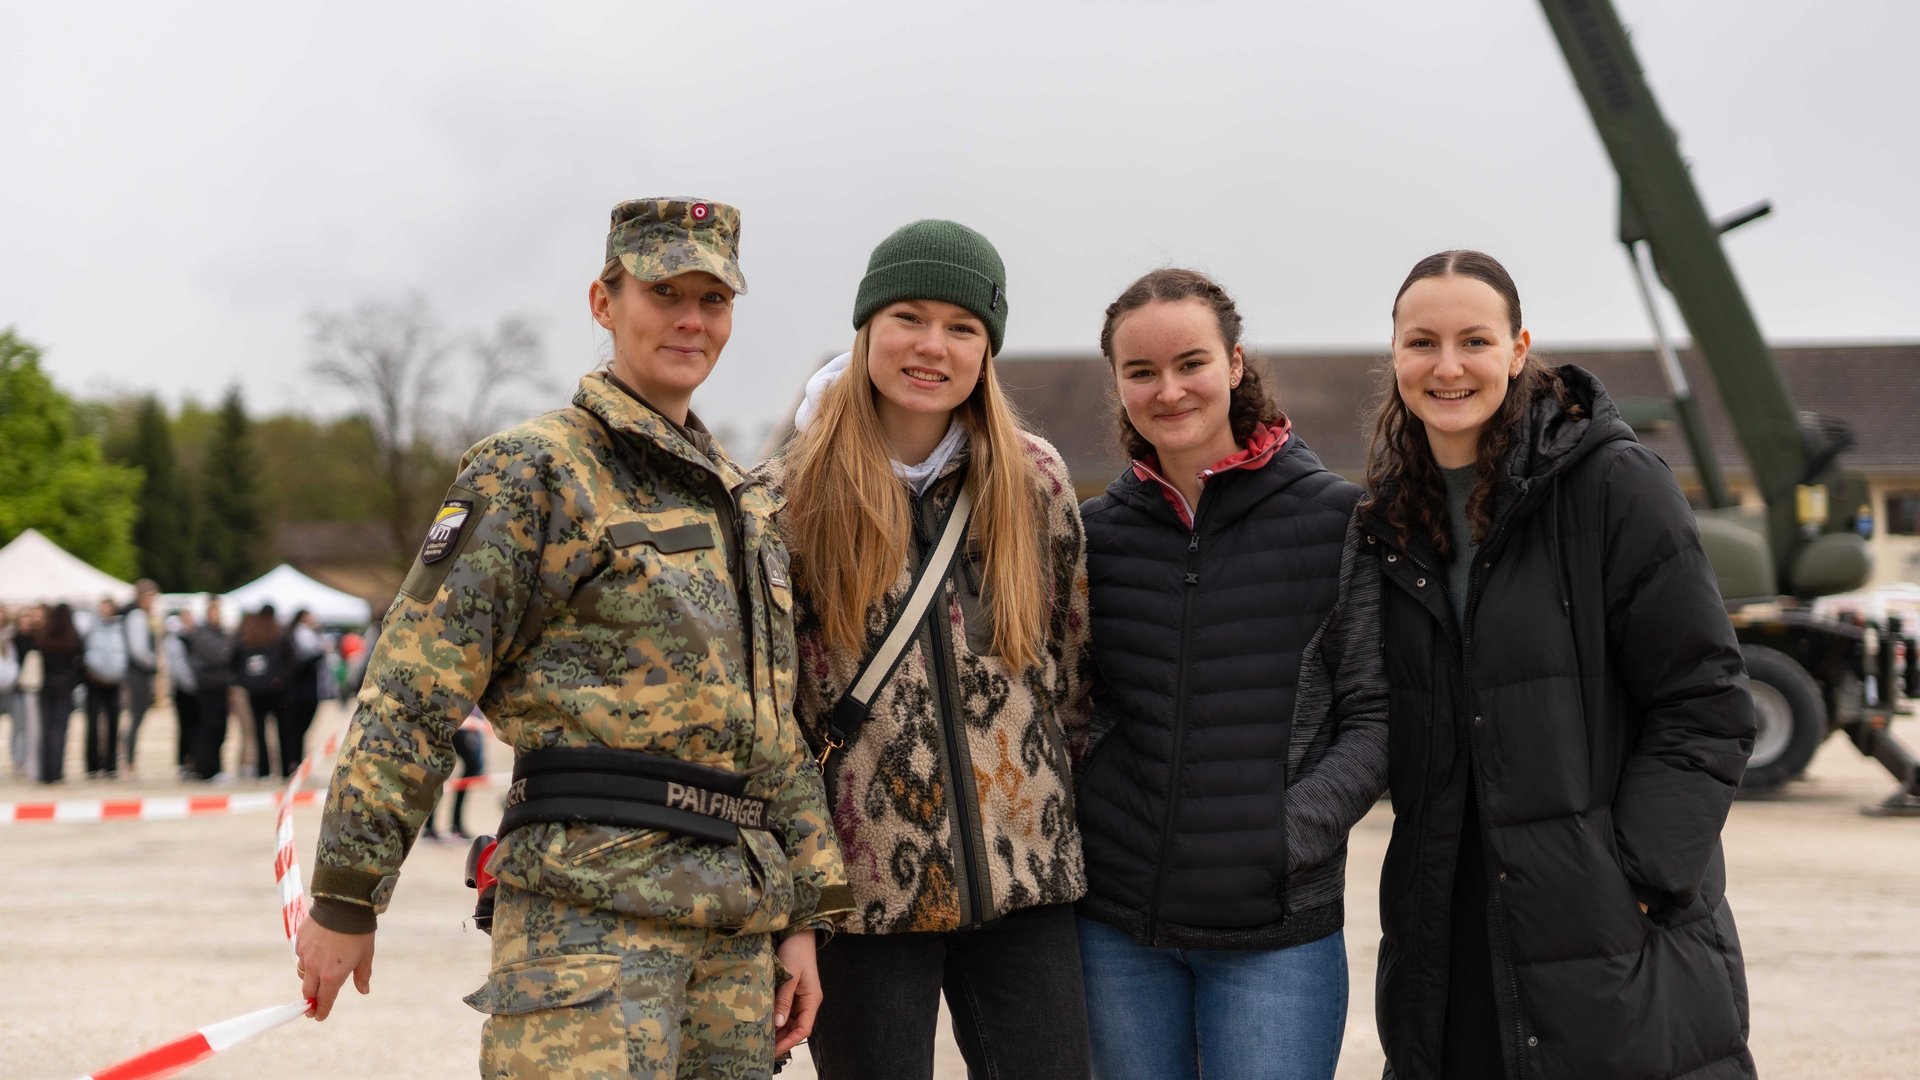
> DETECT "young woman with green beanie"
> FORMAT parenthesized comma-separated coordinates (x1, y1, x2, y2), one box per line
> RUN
(757, 219, 1095, 1078)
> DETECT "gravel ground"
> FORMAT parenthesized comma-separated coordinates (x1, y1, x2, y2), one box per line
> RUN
(3, 701, 1915, 1079)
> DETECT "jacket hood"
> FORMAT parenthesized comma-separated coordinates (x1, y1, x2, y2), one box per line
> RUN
(1507, 364, 1635, 487)
(794, 352, 851, 432)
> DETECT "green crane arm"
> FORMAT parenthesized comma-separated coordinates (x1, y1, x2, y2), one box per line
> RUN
(1536, 0, 1807, 581)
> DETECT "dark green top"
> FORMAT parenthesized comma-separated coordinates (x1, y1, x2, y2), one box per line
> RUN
(1442, 465, 1477, 626)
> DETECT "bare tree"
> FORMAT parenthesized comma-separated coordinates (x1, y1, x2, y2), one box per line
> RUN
(309, 297, 549, 567)
(456, 314, 548, 451)
(309, 297, 449, 565)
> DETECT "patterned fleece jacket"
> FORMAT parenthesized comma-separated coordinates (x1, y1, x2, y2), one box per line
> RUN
(756, 433, 1093, 934)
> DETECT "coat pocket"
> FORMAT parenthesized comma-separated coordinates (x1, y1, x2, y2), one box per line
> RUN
(468, 954, 628, 1078)
(734, 826, 796, 936)
(589, 509, 726, 641)
(465, 952, 621, 1015)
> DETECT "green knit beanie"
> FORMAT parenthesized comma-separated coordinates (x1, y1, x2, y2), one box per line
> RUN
(852, 220, 1008, 355)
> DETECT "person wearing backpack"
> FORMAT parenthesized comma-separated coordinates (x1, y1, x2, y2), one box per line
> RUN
(235, 606, 289, 779)
(279, 608, 325, 776)
(82, 596, 130, 779)
(186, 598, 237, 781)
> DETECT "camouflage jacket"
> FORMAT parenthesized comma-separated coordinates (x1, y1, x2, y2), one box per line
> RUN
(756, 434, 1092, 934)
(310, 372, 850, 935)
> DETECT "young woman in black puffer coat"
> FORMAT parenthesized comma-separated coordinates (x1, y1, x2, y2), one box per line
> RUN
(1362, 250, 1755, 1079)
(1073, 268, 1389, 1080)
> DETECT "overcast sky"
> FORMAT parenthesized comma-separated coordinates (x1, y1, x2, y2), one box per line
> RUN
(5, 1, 1916, 448)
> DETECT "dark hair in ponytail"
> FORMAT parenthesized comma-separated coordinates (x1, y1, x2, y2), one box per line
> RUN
(1363, 250, 1570, 558)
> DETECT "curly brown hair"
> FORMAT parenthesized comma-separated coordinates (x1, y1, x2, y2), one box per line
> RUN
(1099, 268, 1285, 463)
(1363, 250, 1570, 560)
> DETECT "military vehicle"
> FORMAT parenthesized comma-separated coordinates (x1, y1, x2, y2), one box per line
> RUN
(1538, 0, 1920, 809)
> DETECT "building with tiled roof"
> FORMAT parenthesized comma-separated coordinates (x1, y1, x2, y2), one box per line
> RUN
(978, 341, 1920, 585)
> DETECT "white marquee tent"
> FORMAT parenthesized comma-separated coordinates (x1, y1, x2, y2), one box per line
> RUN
(0, 528, 137, 608)
(221, 564, 373, 628)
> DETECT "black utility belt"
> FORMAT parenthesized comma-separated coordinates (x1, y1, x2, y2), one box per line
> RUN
(497, 746, 768, 847)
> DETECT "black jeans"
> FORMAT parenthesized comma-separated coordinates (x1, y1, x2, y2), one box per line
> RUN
(809, 902, 1092, 1080)
(38, 682, 77, 782)
(281, 692, 319, 777)
(247, 688, 285, 777)
(192, 684, 231, 780)
(173, 689, 200, 770)
(83, 679, 121, 776)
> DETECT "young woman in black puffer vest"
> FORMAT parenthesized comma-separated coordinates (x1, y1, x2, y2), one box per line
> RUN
(1362, 250, 1755, 1079)
(1072, 268, 1389, 1080)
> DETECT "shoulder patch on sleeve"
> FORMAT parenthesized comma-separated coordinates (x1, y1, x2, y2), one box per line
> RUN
(421, 498, 474, 564)
(400, 486, 484, 602)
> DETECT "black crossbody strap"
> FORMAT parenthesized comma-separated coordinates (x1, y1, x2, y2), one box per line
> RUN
(819, 486, 974, 765)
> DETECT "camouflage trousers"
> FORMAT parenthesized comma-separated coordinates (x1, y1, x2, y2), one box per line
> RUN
(466, 883, 775, 1079)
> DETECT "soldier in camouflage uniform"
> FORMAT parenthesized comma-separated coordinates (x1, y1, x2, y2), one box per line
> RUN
(296, 197, 851, 1079)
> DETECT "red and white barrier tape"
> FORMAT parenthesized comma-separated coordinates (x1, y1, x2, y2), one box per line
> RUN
(3, 772, 504, 826)
(0, 789, 317, 825)
(71, 998, 311, 1080)
(274, 718, 351, 950)
(59, 713, 507, 1078)
(446, 771, 508, 792)
(268, 720, 503, 948)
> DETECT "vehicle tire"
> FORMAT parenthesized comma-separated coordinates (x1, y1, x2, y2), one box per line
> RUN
(1736, 643, 1827, 795)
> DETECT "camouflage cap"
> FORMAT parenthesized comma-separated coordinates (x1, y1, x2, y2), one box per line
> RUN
(605, 197, 747, 294)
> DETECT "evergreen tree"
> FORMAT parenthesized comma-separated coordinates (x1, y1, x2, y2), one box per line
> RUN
(198, 385, 267, 589)
(126, 396, 198, 589)
(0, 328, 141, 577)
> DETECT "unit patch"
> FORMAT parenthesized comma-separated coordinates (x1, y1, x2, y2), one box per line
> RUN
(398, 485, 484, 603)
(420, 499, 473, 565)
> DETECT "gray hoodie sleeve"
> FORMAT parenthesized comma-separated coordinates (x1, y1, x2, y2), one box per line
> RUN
(1284, 512, 1389, 874)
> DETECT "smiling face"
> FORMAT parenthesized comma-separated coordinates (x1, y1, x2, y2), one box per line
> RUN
(1392, 274, 1530, 468)
(590, 269, 735, 421)
(1111, 298, 1244, 467)
(864, 299, 989, 426)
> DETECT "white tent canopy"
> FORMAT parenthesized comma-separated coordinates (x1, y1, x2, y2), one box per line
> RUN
(0, 528, 137, 608)
(222, 564, 373, 628)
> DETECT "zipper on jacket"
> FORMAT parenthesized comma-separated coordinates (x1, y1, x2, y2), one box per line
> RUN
(1448, 502, 1534, 1075)
(705, 471, 761, 771)
(1146, 522, 1205, 943)
(916, 490, 989, 927)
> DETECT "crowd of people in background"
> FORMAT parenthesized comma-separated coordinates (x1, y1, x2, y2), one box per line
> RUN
(0, 583, 356, 786)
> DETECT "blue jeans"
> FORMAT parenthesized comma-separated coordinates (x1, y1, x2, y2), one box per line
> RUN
(1078, 916, 1348, 1080)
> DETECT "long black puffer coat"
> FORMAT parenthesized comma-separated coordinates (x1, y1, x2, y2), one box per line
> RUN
(1366, 366, 1756, 1079)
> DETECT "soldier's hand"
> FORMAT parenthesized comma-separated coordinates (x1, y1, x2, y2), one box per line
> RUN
(296, 919, 376, 1021)
(772, 929, 821, 1056)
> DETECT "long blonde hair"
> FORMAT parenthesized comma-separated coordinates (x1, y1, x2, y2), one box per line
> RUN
(784, 324, 1048, 671)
